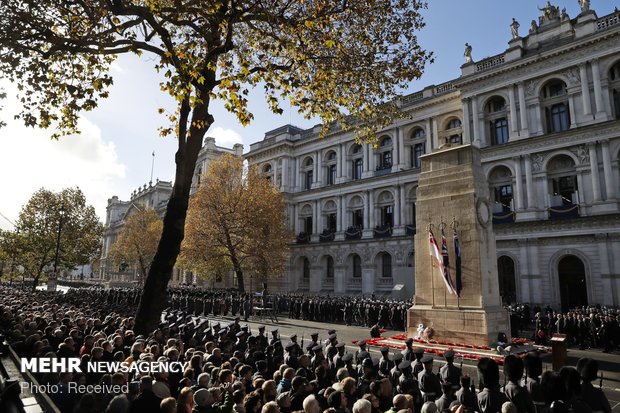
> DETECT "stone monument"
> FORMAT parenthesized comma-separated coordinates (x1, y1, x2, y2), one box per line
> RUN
(407, 144, 510, 346)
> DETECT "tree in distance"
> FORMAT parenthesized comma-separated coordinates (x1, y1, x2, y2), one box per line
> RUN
(108, 207, 163, 285)
(0, 0, 433, 333)
(179, 154, 291, 292)
(12, 188, 103, 290)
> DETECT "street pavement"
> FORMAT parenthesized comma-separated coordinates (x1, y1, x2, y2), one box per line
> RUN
(187, 312, 620, 412)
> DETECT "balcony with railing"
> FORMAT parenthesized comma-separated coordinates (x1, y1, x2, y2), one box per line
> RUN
(319, 229, 335, 243)
(475, 54, 506, 73)
(375, 163, 393, 177)
(344, 226, 363, 240)
(376, 277, 393, 290)
(405, 224, 416, 236)
(296, 232, 311, 244)
(347, 277, 362, 290)
(374, 225, 393, 238)
(597, 10, 620, 31)
(548, 194, 580, 220)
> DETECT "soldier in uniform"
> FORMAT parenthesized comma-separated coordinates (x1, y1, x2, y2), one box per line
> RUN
(435, 380, 456, 412)
(418, 355, 441, 403)
(455, 374, 478, 412)
(310, 345, 324, 370)
(503, 355, 535, 413)
(476, 357, 507, 413)
(256, 325, 268, 350)
(412, 348, 425, 378)
(378, 346, 394, 378)
(389, 353, 403, 388)
(269, 329, 280, 346)
(289, 334, 302, 355)
(439, 350, 462, 391)
(325, 333, 338, 361)
(523, 353, 545, 411)
(331, 342, 346, 372)
(355, 339, 368, 364)
(342, 353, 358, 380)
(402, 338, 415, 362)
(577, 358, 612, 413)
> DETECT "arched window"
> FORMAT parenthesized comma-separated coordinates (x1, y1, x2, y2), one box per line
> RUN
(351, 144, 363, 180)
(610, 61, 620, 119)
(381, 253, 392, 278)
(302, 157, 314, 190)
(325, 150, 337, 185)
(302, 258, 310, 279)
(413, 143, 425, 168)
(489, 166, 514, 213)
(486, 97, 509, 146)
(326, 256, 334, 278)
(377, 136, 393, 171)
(352, 255, 362, 278)
(541, 80, 570, 133)
(444, 118, 462, 145)
(547, 155, 578, 207)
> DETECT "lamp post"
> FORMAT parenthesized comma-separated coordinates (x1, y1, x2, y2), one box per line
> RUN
(53, 205, 66, 277)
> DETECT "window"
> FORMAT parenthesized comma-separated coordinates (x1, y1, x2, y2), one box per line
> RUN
(382, 254, 392, 278)
(413, 128, 426, 139)
(352, 209, 364, 229)
(494, 184, 513, 212)
(549, 103, 569, 132)
(303, 216, 313, 234)
(326, 256, 334, 278)
(413, 143, 425, 168)
(381, 205, 394, 228)
(326, 213, 337, 232)
(448, 119, 462, 129)
(377, 136, 393, 170)
(353, 255, 362, 278)
(305, 170, 313, 190)
(552, 175, 578, 205)
(541, 79, 570, 133)
(443, 118, 462, 145)
(352, 158, 363, 180)
(302, 258, 310, 279)
(449, 135, 462, 144)
(491, 118, 509, 145)
(611, 62, 620, 119)
(327, 164, 337, 185)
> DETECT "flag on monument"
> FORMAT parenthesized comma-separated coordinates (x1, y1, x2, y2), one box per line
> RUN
(441, 229, 457, 295)
(428, 230, 444, 272)
(453, 229, 462, 297)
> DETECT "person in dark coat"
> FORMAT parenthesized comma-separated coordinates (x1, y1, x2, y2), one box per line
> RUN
(577, 358, 611, 413)
(130, 376, 162, 413)
(455, 374, 477, 412)
(502, 355, 535, 413)
(439, 350, 462, 391)
(418, 355, 441, 403)
(477, 357, 507, 413)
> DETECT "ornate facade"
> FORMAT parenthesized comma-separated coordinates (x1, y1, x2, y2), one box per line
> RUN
(245, 4, 620, 310)
(100, 138, 243, 285)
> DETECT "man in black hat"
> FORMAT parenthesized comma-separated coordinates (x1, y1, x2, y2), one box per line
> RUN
(435, 380, 457, 412)
(523, 353, 545, 409)
(476, 357, 507, 413)
(503, 355, 535, 413)
(379, 346, 394, 378)
(289, 333, 301, 354)
(332, 342, 346, 371)
(389, 353, 403, 388)
(402, 338, 415, 362)
(418, 355, 441, 402)
(325, 333, 338, 361)
(355, 339, 367, 364)
(311, 345, 324, 370)
(412, 347, 425, 377)
(342, 353, 358, 379)
(256, 325, 268, 350)
(235, 331, 248, 352)
(269, 328, 280, 346)
(439, 350, 462, 391)
(577, 357, 612, 413)
(455, 374, 477, 412)
(284, 341, 299, 369)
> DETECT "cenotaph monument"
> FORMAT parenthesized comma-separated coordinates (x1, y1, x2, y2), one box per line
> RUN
(407, 144, 510, 346)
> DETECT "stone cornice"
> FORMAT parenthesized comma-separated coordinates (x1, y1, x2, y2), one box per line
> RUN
(494, 214, 620, 239)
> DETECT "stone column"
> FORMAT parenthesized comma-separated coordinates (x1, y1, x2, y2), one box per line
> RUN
(396, 129, 404, 169)
(315, 151, 322, 185)
(425, 118, 433, 151)
(588, 143, 602, 202)
(471, 96, 480, 146)
(369, 190, 376, 229)
(293, 204, 299, 234)
(600, 140, 616, 199)
(400, 185, 407, 225)
(368, 145, 375, 173)
(362, 267, 375, 295)
(363, 191, 370, 230)
(513, 156, 523, 211)
(462, 99, 472, 144)
(432, 118, 439, 150)
(394, 185, 401, 227)
(339, 143, 346, 180)
(524, 154, 536, 209)
(518, 240, 530, 302)
(579, 63, 593, 118)
(334, 266, 346, 294)
(312, 201, 318, 234)
(362, 143, 369, 176)
(316, 199, 323, 232)
(507, 86, 519, 137)
(591, 59, 606, 119)
(517, 82, 529, 135)
(281, 156, 289, 191)
(341, 195, 348, 230)
(568, 95, 577, 128)
(294, 157, 300, 191)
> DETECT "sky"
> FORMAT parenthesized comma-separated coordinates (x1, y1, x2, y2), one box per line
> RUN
(0, 0, 617, 230)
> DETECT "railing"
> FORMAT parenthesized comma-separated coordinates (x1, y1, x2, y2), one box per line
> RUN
(402, 91, 424, 105)
(377, 277, 393, 286)
(475, 54, 506, 72)
(492, 211, 515, 225)
(296, 232, 311, 244)
(374, 225, 392, 238)
(323, 278, 334, 286)
(405, 224, 416, 236)
(548, 204, 579, 220)
(596, 11, 620, 31)
(375, 164, 392, 176)
(347, 278, 362, 289)
(345, 227, 363, 240)
(319, 230, 335, 243)
(435, 82, 454, 94)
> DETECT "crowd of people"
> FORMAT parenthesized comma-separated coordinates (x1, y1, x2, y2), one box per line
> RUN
(0, 285, 614, 413)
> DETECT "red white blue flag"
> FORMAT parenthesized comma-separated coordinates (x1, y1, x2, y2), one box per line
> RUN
(441, 229, 457, 295)
(429, 230, 456, 295)
(453, 229, 462, 297)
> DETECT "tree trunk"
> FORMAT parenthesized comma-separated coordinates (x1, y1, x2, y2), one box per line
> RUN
(134, 97, 213, 335)
(236, 269, 245, 293)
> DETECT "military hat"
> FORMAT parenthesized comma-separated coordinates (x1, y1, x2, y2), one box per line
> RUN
(380, 346, 389, 353)
(414, 347, 425, 355)
(328, 333, 337, 341)
(235, 331, 246, 338)
(405, 338, 414, 345)
(362, 358, 374, 368)
(285, 341, 295, 350)
(357, 339, 366, 347)
(358, 350, 369, 360)
(271, 328, 278, 334)
(335, 342, 345, 349)
(420, 355, 433, 364)
(310, 332, 319, 338)
(393, 353, 403, 362)
(290, 333, 297, 339)
(306, 342, 315, 351)
(443, 350, 455, 358)
(328, 329, 336, 335)
(342, 353, 353, 362)
(398, 360, 412, 370)
(312, 345, 323, 352)
(258, 325, 265, 331)
(218, 329, 227, 336)
(247, 336, 257, 344)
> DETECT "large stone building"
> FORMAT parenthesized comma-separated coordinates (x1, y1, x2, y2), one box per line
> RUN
(100, 138, 243, 285)
(245, 3, 620, 310)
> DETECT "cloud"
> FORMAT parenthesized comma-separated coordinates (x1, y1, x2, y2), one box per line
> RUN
(206, 126, 244, 149)
(0, 88, 127, 228)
